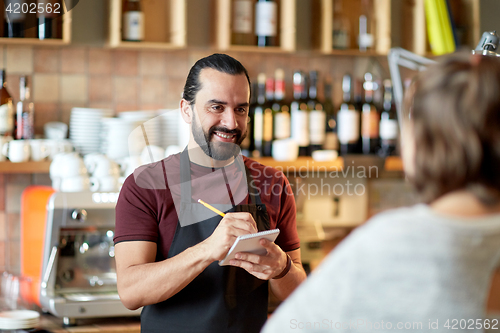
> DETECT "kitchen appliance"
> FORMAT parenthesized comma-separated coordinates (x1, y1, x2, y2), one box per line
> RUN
(21, 187, 140, 325)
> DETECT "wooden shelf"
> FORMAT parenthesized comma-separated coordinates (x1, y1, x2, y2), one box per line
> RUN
(0, 161, 51, 174)
(384, 156, 403, 171)
(0, 1, 71, 46)
(318, 0, 391, 55)
(254, 157, 344, 172)
(215, 0, 296, 52)
(108, 0, 186, 49)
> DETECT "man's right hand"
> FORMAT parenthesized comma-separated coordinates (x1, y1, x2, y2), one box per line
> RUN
(200, 212, 258, 262)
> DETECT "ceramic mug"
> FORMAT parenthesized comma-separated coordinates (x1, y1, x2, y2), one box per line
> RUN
(50, 152, 88, 180)
(29, 139, 50, 162)
(0, 136, 12, 162)
(94, 175, 119, 192)
(2, 140, 30, 163)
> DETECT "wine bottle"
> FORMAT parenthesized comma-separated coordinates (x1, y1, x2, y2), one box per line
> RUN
(122, 0, 144, 42)
(0, 70, 14, 136)
(15, 76, 34, 140)
(4, 0, 26, 38)
(378, 79, 398, 157)
(241, 81, 257, 157)
(358, 0, 375, 51)
(37, 0, 61, 39)
(252, 73, 266, 158)
(255, 0, 278, 47)
(291, 71, 309, 156)
(232, 0, 255, 45)
(323, 77, 338, 151)
(307, 71, 326, 154)
(332, 0, 350, 49)
(337, 74, 361, 155)
(262, 76, 274, 156)
(272, 68, 290, 141)
(361, 72, 380, 154)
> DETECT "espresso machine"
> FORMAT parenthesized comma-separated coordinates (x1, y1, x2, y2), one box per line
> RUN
(21, 187, 141, 325)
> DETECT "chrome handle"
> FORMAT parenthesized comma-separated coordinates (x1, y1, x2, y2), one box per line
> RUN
(41, 246, 58, 290)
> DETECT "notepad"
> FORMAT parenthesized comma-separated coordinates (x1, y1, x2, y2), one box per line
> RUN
(218, 229, 280, 266)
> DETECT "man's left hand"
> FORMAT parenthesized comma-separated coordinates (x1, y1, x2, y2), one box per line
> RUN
(228, 239, 287, 280)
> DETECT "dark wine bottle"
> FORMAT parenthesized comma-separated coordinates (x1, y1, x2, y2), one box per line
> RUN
(4, 0, 26, 38)
(255, 0, 278, 47)
(37, 0, 62, 39)
(337, 74, 361, 155)
(323, 76, 338, 151)
(307, 71, 326, 154)
(262, 76, 274, 156)
(252, 73, 266, 158)
(241, 81, 257, 157)
(361, 72, 380, 154)
(122, 0, 144, 42)
(0, 70, 14, 136)
(378, 79, 399, 157)
(291, 71, 309, 156)
(272, 68, 290, 141)
(232, 0, 255, 45)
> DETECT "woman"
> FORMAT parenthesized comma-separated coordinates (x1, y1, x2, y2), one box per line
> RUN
(262, 53, 500, 332)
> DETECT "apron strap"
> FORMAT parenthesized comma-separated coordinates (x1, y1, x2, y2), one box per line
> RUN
(180, 148, 192, 203)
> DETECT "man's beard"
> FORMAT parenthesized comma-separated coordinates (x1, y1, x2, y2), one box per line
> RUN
(192, 114, 247, 161)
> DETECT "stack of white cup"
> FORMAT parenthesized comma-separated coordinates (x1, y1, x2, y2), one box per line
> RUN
(84, 154, 122, 192)
(50, 152, 97, 192)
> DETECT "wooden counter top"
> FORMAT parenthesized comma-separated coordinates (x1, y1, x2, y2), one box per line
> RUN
(39, 314, 140, 333)
(0, 156, 405, 174)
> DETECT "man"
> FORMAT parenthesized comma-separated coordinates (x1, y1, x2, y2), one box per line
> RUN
(114, 53, 306, 332)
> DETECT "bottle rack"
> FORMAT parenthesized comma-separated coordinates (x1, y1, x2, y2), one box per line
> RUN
(108, 0, 186, 49)
(0, 0, 71, 46)
(317, 0, 480, 56)
(316, 0, 390, 56)
(215, 0, 296, 52)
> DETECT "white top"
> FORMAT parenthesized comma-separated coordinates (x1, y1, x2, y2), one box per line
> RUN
(262, 204, 500, 332)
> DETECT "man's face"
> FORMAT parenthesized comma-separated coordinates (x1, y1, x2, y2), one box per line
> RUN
(190, 68, 250, 160)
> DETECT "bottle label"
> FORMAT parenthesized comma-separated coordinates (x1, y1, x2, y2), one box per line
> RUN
(274, 111, 290, 139)
(379, 118, 398, 140)
(309, 110, 326, 144)
(263, 108, 273, 141)
(361, 108, 379, 138)
(324, 132, 339, 150)
(255, 1, 277, 37)
(337, 109, 360, 144)
(253, 107, 263, 142)
(333, 29, 349, 49)
(0, 103, 13, 135)
(358, 33, 374, 49)
(123, 11, 144, 41)
(291, 109, 309, 146)
(233, 0, 253, 33)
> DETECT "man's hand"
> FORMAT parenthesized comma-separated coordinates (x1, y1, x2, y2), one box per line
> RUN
(200, 212, 258, 262)
(228, 238, 287, 280)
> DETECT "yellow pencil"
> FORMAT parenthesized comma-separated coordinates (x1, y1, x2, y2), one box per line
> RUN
(198, 199, 226, 217)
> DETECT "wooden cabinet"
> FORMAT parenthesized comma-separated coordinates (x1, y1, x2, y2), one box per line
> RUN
(215, 0, 296, 52)
(315, 0, 480, 56)
(107, 0, 186, 49)
(0, 0, 71, 46)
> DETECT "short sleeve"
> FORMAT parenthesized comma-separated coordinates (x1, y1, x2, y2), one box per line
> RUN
(275, 175, 300, 252)
(114, 174, 160, 244)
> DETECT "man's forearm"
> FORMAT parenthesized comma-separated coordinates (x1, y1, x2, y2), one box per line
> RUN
(116, 242, 213, 310)
(269, 257, 307, 301)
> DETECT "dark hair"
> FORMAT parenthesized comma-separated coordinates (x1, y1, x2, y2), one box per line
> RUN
(182, 53, 251, 105)
(408, 52, 500, 205)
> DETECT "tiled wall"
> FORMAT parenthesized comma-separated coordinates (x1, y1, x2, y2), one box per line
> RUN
(0, 44, 370, 274)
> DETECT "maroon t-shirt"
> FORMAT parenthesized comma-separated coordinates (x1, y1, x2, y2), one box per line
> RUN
(114, 154, 300, 260)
